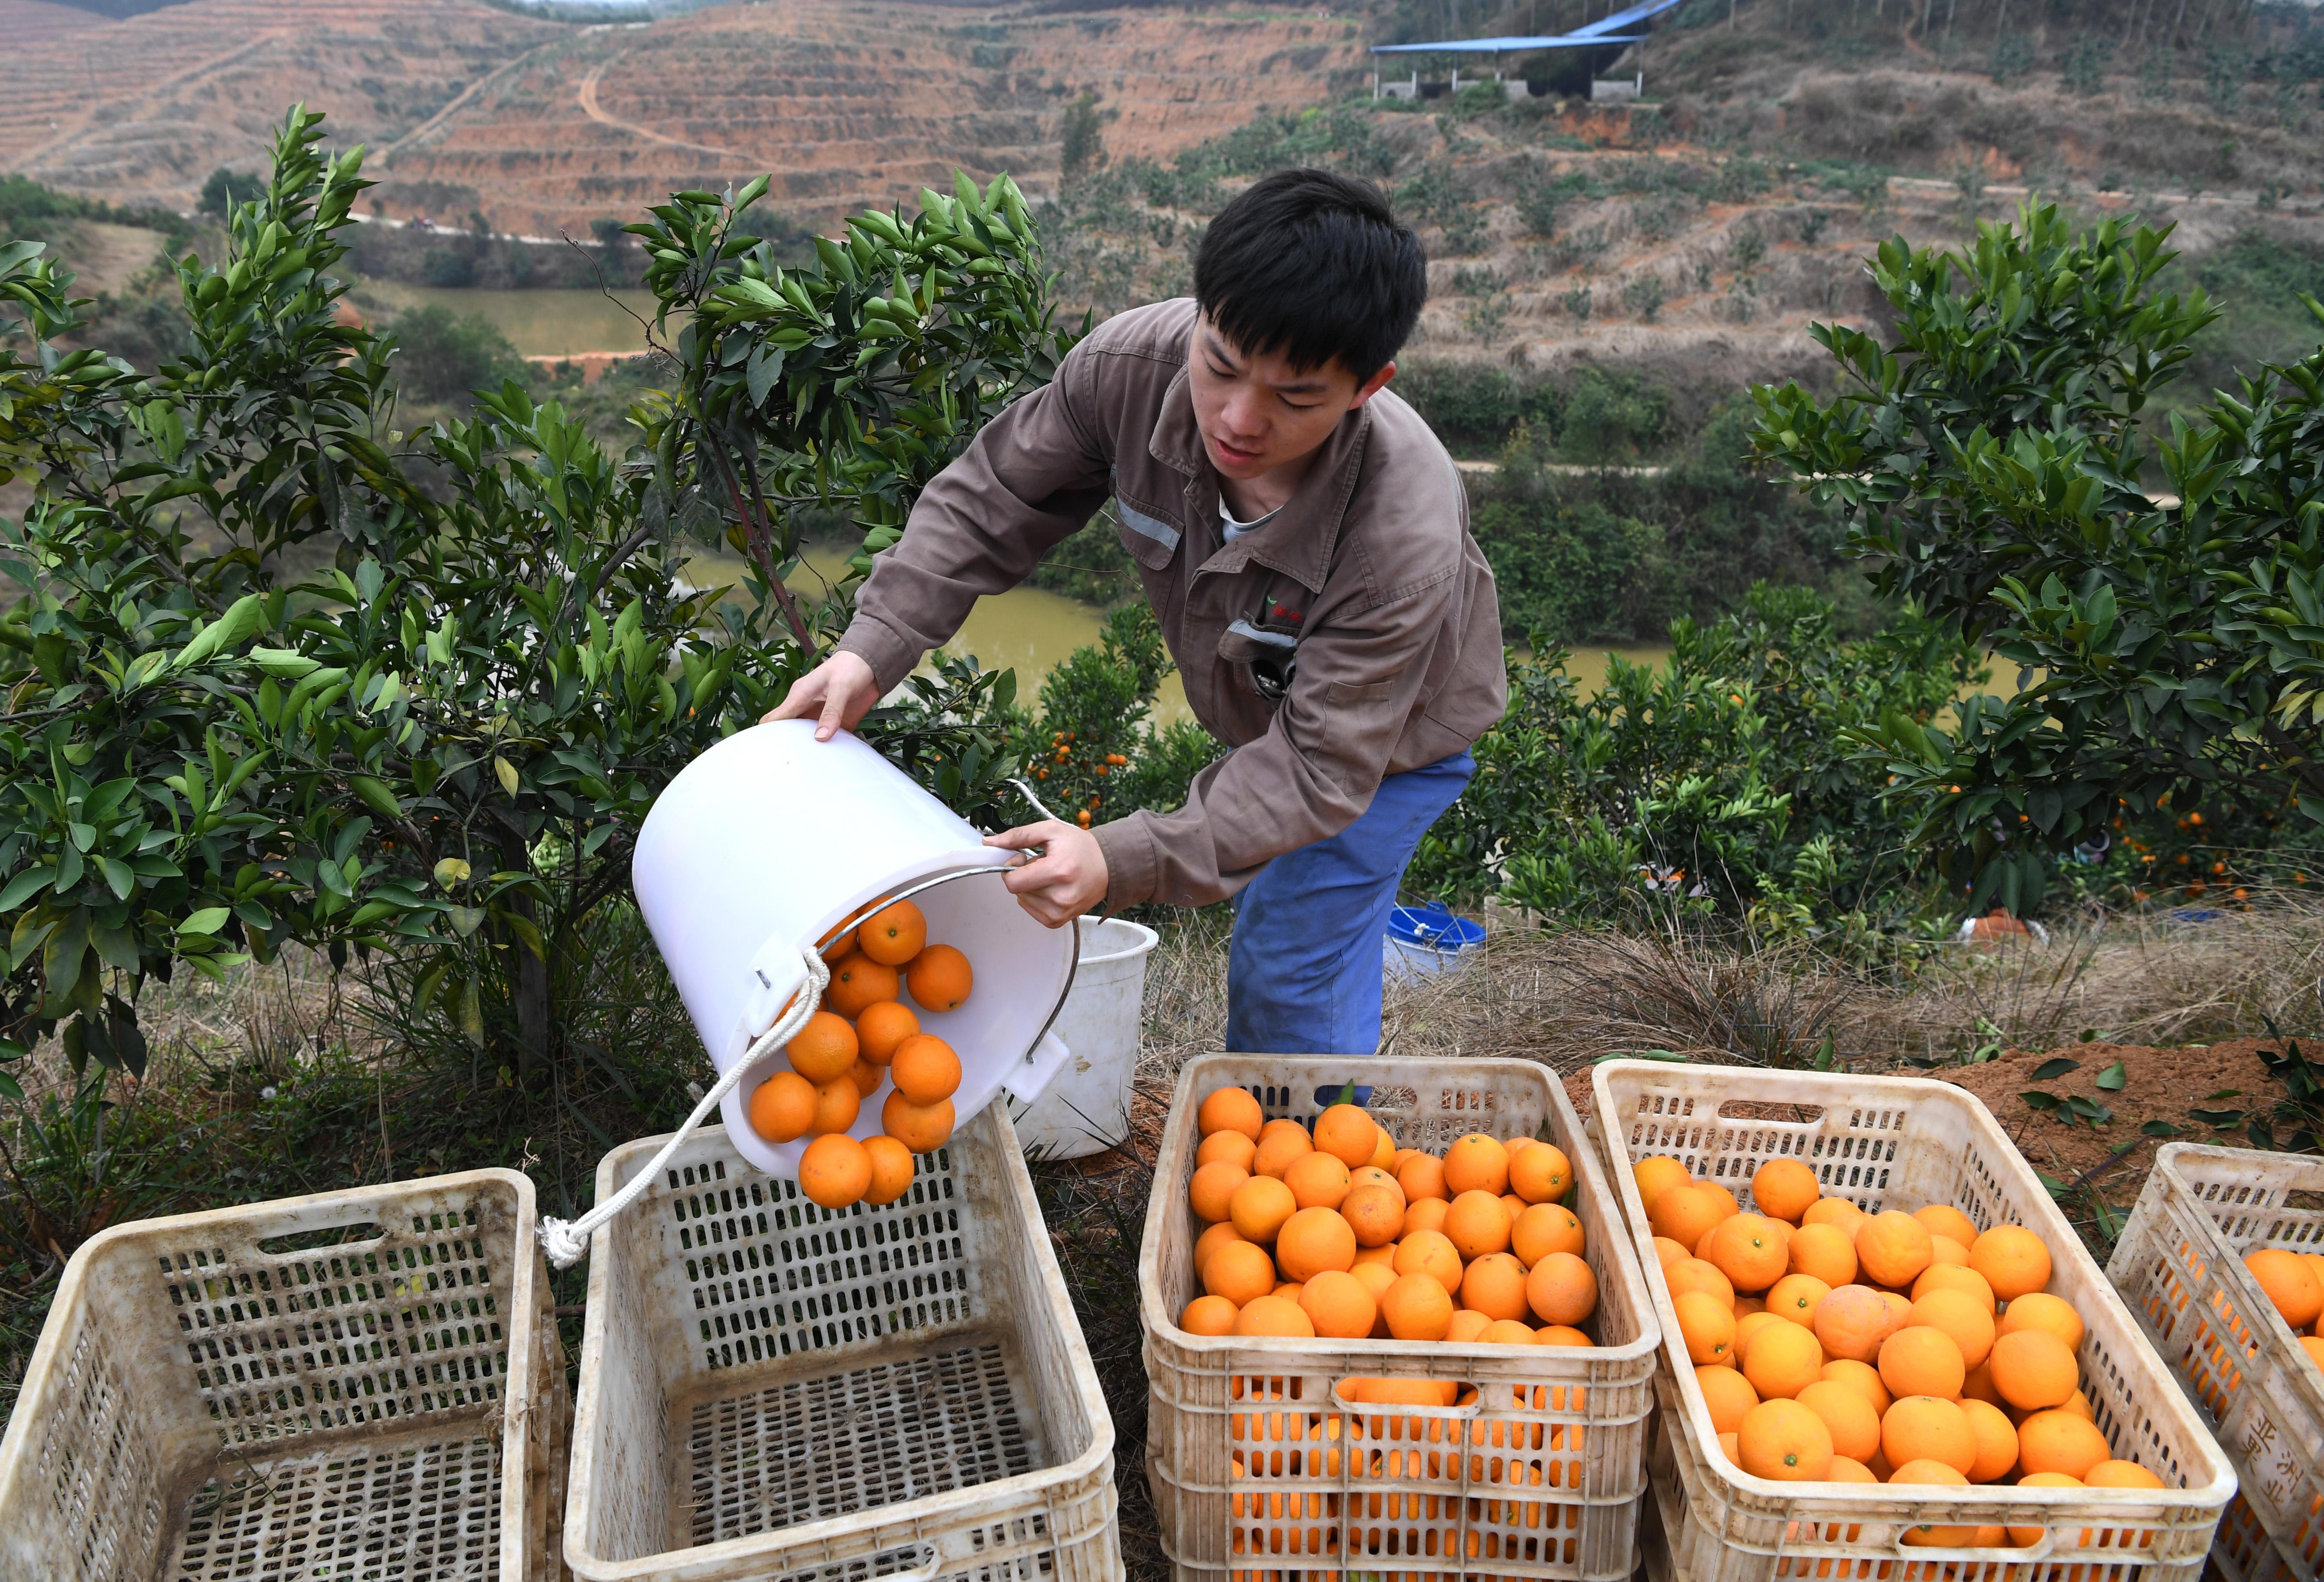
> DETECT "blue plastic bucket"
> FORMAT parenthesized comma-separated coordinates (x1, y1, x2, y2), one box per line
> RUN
(1383, 901, 1486, 978)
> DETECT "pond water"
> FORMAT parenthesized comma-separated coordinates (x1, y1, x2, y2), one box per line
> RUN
(348, 281, 663, 357)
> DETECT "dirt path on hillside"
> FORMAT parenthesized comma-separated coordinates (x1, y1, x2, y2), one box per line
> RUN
(576, 58, 764, 165)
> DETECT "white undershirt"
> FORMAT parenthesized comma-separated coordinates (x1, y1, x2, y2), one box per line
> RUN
(1219, 497, 1282, 542)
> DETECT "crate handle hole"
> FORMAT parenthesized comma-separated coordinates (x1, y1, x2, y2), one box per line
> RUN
(258, 1221, 386, 1255)
(1711, 1100, 1827, 1125)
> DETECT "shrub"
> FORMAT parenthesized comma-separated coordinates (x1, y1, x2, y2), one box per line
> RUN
(1024, 606, 1223, 831)
(390, 303, 527, 405)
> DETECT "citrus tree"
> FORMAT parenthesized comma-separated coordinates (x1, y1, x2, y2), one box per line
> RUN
(1753, 204, 2324, 915)
(0, 107, 1069, 1089)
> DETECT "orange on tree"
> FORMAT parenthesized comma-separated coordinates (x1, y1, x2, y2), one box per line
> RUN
(1445, 1190, 1514, 1259)
(1765, 1273, 1831, 1328)
(1513, 1203, 1584, 1265)
(1196, 1130, 1256, 1171)
(1277, 1206, 1358, 1282)
(904, 944, 972, 1012)
(1675, 1290, 1737, 1365)
(1634, 1155, 1691, 1213)
(1300, 1271, 1378, 1339)
(1882, 1395, 1977, 1477)
(1189, 1160, 1251, 1223)
(799, 1133, 873, 1210)
(1510, 1143, 1571, 1204)
(1204, 1240, 1278, 1306)
(1198, 1087, 1265, 1141)
(1879, 1325, 1967, 1401)
(1795, 1379, 1880, 1463)
(1341, 1183, 1403, 1246)
(1696, 1365, 1760, 1433)
(1989, 1327, 2077, 1411)
(856, 900, 927, 966)
(1461, 1252, 1532, 1322)
(1736, 1399, 1834, 1482)
(810, 1075, 861, 1136)
(786, 1010, 861, 1084)
(2015, 1409, 2110, 1479)
(1313, 1103, 1379, 1168)
(1813, 1284, 1898, 1363)
(1750, 1158, 1822, 1225)
(1742, 1319, 1824, 1400)
(749, 1071, 817, 1143)
(1233, 1296, 1315, 1337)
(1283, 1150, 1352, 1211)
(1526, 1251, 1598, 1326)
(1788, 1222, 1858, 1289)
(880, 1091, 954, 1152)
(1909, 1287, 1997, 1370)
(1229, 1175, 1298, 1244)
(1181, 1295, 1238, 1336)
(1968, 1224, 2052, 1302)
(1380, 1272, 1455, 1341)
(1996, 1292, 2084, 1351)
(1443, 1134, 1511, 1196)
(827, 955, 900, 1019)
(2247, 1248, 2324, 1328)
(1855, 1210, 1935, 1289)
(1961, 1397, 2019, 1484)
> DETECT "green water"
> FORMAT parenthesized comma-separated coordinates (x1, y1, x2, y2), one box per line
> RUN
(351, 281, 665, 357)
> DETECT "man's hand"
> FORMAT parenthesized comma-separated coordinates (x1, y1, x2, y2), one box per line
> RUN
(764, 651, 882, 740)
(986, 821, 1109, 928)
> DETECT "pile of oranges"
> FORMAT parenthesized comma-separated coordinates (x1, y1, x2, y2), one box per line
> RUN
(746, 898, 972, 1213)
(2243, 1246, 2324, 1372)
(1179, 1087, 1600, 1351)
(1639, 1154, 2162, 1544)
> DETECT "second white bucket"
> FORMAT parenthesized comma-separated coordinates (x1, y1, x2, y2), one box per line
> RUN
(1010, 915, 1159, 1158)
(633, 720, 1078, 1177)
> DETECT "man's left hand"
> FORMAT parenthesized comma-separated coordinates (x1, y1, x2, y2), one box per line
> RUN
(986, 821, 1109, 927)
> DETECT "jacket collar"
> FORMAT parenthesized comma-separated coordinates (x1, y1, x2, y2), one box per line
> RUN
(1148, 363, 1371, 596)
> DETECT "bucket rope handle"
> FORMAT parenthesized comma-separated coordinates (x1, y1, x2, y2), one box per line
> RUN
(537, 946, 831, 1270)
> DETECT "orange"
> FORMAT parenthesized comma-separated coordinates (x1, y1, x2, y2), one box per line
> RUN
(787, 1010, 862, 1084)
(2059, 1387, 2094, 1420)
(1734, 1311, 1787, 1363)
(1737, 1399, 1834, 1482)
(881, 1092, 953, 1152)
(1803, 1196, 1866, 1232)
(1827, 1456, 1876, 1484)
(1445, 1190, 1514, 1260)
(1796, 1379, 1881, 1463)
(1189, 1160, 1251, 1223)
(1813, 1285, 1898, 1363)
(1259, 1117, 1310, 1145)
(1500, 1190, 1530, 1221)
(1277, 1206, 1358, 1281)
(1742, 1319, 1824, 1400)
(1882, 1396, 1976, 1476)
(2009, 1471, 2083, 1546)
(1652, 1184, 1733, 1253)
(855, 900, 927, 965)
(1789, 1222, 1858, 1289)
(1513, 1203, 1585, 1265)
(1350, 1258, 1397, 1310)
(1696, 1365, 1760, 1433)
(1193, 1222, 1246, 1278)
(1652, 1236, 1691, 1272)
(847, 1056, 885, 1098)
(1300, 1271, 1378, 1339)
(1180, 1295, 1237, 1335)
(1961, 1397, 2019, 1483)
(1396, 1151, 1449, 1203)
(1196, 1130, 1257, 1171)
(1369, 1126, 1396, 1169)
(1968, 1224, 2052, 1302)
(1820, 1358, 1891, 1417)
(1203, 1240, 1277, 1306)
(1313, 1103, 1379, 1168)
(1914, 1204, 1980, 1251)
(2303, 1335, 2324, 1370)
(1699, 1181, 1742, 1217)
(2084, 1459, 2163, 1489)
(1448, 1308, 1493, 1343)
(1526, 1251, 1598, 1326)
(1707, 1214, 1790, 1294)
(1252, 1125, 1314, 1179)
(889, 1034, 960, 1105)
(799, 1133, 872, 1210)
(1855, 1211, 1935, 1289)
(2015, 1409, 2110, 1479)
(1634, 1155, 1691, 1212)
(1510, 1143, 1572, 1204)
(1913, 1263, 1997, 1310)
(903, 943, 972, 1011)
(1380, 1272, 1455, 1341)
(1535, 1324, 1593, 1347)
(1909, 1287, 1998, 1370)
(1198, 1086, 1264, 1141)
(1229, 1175, 1298, 1245)
(1442, 1134, 1512, 1196)
(1675, 1290, 1738, 1365)
(1342, 1183, 1403, 1246)
(1962, 1360, 2003, 1408)
(1996, 1292, 2084, 1351)
(1347, 1164, 1401, 1198)
(827, 955, 900, 1019)
(1461, 1253, 1532, 1322)
(863, 1134, 916, 1206)
(1482, 1318, 1538, 1347)
(2248, 1248, 2324, 1328)
(1394, 1229, 1464, 1294)
(1927, 1234, 1969, 1268)
(1401, 1197, 1449, 1239)
(1718, 1432, 1740, 1465)
(1751, 1158, 1822, 1224)
(1889, 1459, 1974, 1545)
(1879, 1326, 1966, 1401)
(810, 1075, 861, 1136)
(1233, 1295, 1315, 1337)
(1988, 1328, 2077, 1410)
(1283, 1150, 1352, 1211)
(1765, 1274, 1831, 1328)
(1669, 1256, 1738, 1308)
(749, 1072, 817, 1143)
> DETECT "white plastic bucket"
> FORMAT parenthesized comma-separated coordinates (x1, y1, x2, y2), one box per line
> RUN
(632, 720, 1076, 1177)
(1010, 915, 1160, 1158)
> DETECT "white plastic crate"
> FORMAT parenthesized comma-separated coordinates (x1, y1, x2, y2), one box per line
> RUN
(562, 1103, 1121, 1582)
(2109, 1141, 2324, 1582)
(1592, 1059, 2238, 1582)
(1139, 1054, 1661, 1582)
(0, 1168, 565, 1581)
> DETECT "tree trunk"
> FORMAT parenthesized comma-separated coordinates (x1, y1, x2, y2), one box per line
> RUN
(510, 895, 552, 1079)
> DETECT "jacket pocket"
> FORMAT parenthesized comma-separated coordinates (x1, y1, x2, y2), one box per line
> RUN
(1325, 679, 1395, 707)
(1112, 497, 1182, 570)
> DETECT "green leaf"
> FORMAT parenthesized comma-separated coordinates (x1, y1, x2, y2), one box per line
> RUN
(2094, 1061, 2127, 1091)
(2140, 1120, 2184, 1137)
(0, 866, 55, 911)
(2031, 1058, 2081, 1080)
(434, 858, 472, 891)
(494, 756, 520, 796)
(178, 906, 232, 936)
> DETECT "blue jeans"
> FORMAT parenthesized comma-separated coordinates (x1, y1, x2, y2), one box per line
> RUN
(1225, 752, 1476, 1055)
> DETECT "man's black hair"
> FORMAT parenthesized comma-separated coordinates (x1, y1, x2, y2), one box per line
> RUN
(1193, 168, 1425, 383)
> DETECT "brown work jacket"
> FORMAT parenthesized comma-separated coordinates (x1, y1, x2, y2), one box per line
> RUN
(837, 297, 1507, 911)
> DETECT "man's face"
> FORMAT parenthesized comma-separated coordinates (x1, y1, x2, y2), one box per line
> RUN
(1187, 311, 1396, 483)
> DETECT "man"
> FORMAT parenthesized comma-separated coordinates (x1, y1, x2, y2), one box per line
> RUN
(771, 167, 1505, 1055)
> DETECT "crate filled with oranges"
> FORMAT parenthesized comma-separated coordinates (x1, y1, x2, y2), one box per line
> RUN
(2110, 1142, 2324, 1582)
(1140, 1055, 1659, 1582)
(740, 897, 973, 1211)
(1592, 1061, 2236, 1582)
